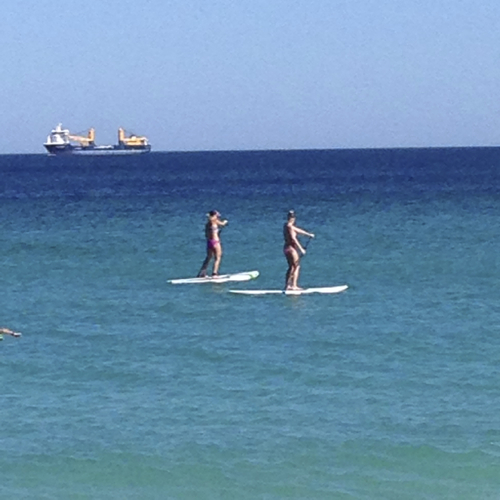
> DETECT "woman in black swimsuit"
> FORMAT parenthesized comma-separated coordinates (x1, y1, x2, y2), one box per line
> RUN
(283, 210, 314, 290)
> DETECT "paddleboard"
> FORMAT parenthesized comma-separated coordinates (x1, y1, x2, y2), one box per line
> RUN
(168, 270, 259, 285)
(229, 285, 348, 295)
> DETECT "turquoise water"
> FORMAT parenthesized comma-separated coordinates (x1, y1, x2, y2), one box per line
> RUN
(1, 149, 500, 498)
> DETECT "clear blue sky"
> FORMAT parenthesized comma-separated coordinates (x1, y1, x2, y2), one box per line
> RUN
(2, 0, 499, 153)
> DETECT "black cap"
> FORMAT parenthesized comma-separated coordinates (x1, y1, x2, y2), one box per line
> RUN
(287, 210, 296, 218)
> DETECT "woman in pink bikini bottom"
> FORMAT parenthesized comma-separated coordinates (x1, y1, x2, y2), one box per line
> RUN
(197, 210, 228, 277)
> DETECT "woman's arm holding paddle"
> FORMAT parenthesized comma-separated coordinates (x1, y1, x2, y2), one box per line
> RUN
(294, 226, 315, 239)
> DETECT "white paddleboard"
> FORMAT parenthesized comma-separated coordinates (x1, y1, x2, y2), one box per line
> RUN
(169, 270, 259, 285)
(229, 285, 348, 295)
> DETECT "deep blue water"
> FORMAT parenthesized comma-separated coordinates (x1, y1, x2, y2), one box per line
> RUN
(1, 148, 500, 499)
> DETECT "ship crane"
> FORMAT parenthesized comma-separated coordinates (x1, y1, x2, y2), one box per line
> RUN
(69, 128, 96, 146)
(118, 128, 149, 147)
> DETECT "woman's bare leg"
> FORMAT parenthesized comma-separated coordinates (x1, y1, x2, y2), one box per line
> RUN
(212, 244, 222, 275)
(285, 248, 299, 289)
(292, 260, 301, 289)
(285, 265, 293, 289)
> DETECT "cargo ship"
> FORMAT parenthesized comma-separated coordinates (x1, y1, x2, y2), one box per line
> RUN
(44, 124, 151, 155)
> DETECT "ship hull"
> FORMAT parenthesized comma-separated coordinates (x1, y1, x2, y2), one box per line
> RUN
(44, 144, 151, 156)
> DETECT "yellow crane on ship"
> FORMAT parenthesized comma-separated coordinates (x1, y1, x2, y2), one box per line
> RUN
(69, 128, 96, 147)
(118, 128, 149, 147)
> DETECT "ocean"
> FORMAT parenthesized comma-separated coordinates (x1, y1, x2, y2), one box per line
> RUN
(1, 148, 500, 499)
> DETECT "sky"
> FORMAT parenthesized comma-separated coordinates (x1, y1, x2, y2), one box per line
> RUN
(1, 0, 499, 153)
